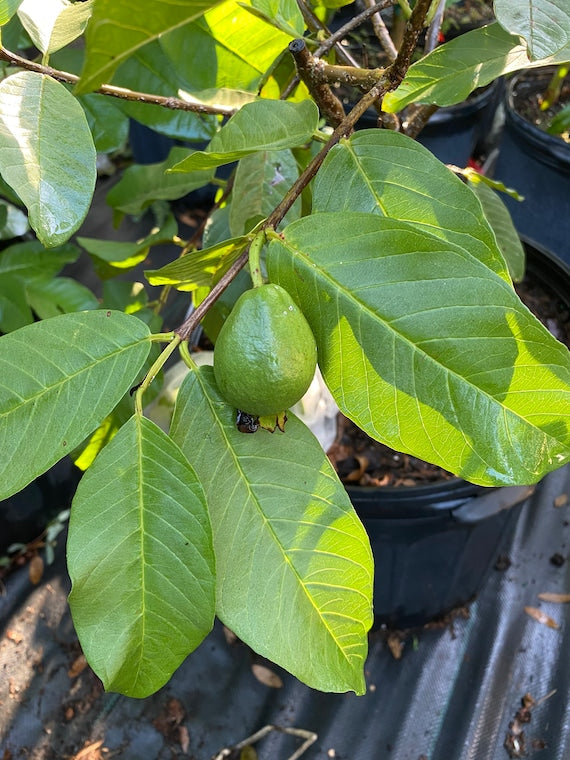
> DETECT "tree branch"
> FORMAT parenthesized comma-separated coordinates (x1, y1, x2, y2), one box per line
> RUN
(0, 46, 237, 117)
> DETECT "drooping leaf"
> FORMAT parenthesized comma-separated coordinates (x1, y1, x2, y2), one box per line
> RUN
(267, 212, 570, 487)
(145, 236, 249, 291)
(170, 365, 373, 695)
(68, 415, 215, 698)
(312, 130, 509, 281)
(494, 0, 570, 60)
(229, 149, 300, 236)
(383, 23, 570, 112)
(238, 0, 305, 38)
(17, 0, 93, 55)
(0, 72, 96, 247)
(0, 239, 79, 279)
(0, 0, 23, 25)
(78, 93, 129, 153)
(78, 212, 179, 278)
(170, 99, 319, 171)
(0, 310, 151, 499)
(25, 276, 99, 318)
(75, 0, 223, 94)
(161, 0, 293, 95)
(467, 179, 526, 283)
(106, 147, 214, 216)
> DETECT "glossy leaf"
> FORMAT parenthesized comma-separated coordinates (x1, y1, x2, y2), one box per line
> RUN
(494, 0, 570, 60)
(267, 213, 570, 486)
(0, 72, 96, 247)
(467, 179, 525, 283)
(0, 275, 33, 331)
(26, 276, 99, 318)
(229, 149, 300, 236)
(170, 366, 373, 695)
(170, 99, 319, 171)
(0, 0, 23, 25)
(76, 0, 222, 94)
(0, 310, 151, 499)
(161, 0, 293, 94)
(17, 0, 93, 54)
(383, 23, 570, 111)
(0, 240, 79, 279)
(312, 130, 509, 281)
(238, 0, 305, 38)
(145, 236, 249, 291)
(106, 147, 214, 216)
(78, 93, 129, 153)
(68, 415, 215, 698)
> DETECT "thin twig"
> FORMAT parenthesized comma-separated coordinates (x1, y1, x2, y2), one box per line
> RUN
(0, 46, 237, 117)
(212, 725, 317, 760)
(363, 0, 398, 61)
(296, 0, 360, 68)
(425, 0, 446, 53)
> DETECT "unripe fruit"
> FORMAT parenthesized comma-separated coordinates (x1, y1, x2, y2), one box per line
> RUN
(213, 284, 317, 417)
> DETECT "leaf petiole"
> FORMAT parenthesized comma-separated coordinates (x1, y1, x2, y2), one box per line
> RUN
(248, 230, 267, 288)
(135, 333, 181, 415)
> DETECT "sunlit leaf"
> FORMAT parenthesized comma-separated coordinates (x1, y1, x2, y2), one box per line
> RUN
(238, 0, 305, 38)
(171, 365, 373, 695)
(267, 212, 570, 486)
(0, 0, 24, 26)
(68, 415, 215, 697)
(17, 0, 93, 54)
(494, 0, 570, 60)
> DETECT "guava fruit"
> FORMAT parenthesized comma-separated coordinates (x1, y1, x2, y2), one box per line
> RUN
(213, 284, 317, 416)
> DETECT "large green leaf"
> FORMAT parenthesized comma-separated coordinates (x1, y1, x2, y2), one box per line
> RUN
(0, 0, 23, 25)
(467, 179, 525, 283)
(160, 0, 293, 94)
(145, 236, 249, 291)
(170, 366, 373, 694)
(0, 239, 79, 279)
(238, 0, 305, 38)
(78, 93, 129, 153)
(68, 415, 215, 698)
(312, 130, 509, 281)
(17, 0, 93, 54)
(494, 0, 570, 60)
(25, 276, 99, 318)
(267, 213, 570, 487)
(229, 148, 301, 236)
(170, 99, 319, 171)
(0, 310, 151, 499)
(0, 72, 96, 247)
(0, 275, 32, 331)
(383, 23, 570, 111)
(106, 147, 214, 216)
(75, 0, 223, 94)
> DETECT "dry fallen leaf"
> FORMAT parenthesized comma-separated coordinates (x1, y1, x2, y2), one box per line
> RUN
(537, 592, 570, 603)
(251, 663, 283, 688)
(553, 493, 568, 508)
(71, 740, 104, 760)
(386, 633, 404, 660)
(178, 725, 190, 754)
(28, 555, 44, 585)
(524, 606, 560, 629)
(68, 654, 88, 678)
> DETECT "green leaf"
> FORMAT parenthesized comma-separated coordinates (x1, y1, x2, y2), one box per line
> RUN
(494, 0, 570, 60)
(17, 0, 93, 54)
(0, 239, 79, 278)
(76, 0, 223, 94)
(547, 103, 570, 135)
(229, 149, 300, 236)
(467, 179, 526, 283)
(383, 23, 570, 111)
(161, 0, 293, 94)
(237, 0, 305, 38)
(267, 212, 570, 486)
(68, 415, 215, 698)
(170, 366, 373, 694)
(0, 310, 151, 499)
(312, 130, 509, 281)
(170, 99, 319, 171)
(0, 0, 23, 26)
(26, 276, 99, 318)
(101, 281, 149, 314)
(0, 274, 33, 331)
(145, 236, 249, 291)
(78, 212, 179, 278)
(106, 147, 214, 216)
(0, 72, 96, 247)
(78, 93, 129, 153)
(0, 200, 29, 239)
(111, 42, 218, 142)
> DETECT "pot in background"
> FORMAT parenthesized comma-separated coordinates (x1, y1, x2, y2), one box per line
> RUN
(493, 68, 570, 266)
(347, 239, 570, 629)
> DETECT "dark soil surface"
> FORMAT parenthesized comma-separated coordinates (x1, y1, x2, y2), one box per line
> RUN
(328, 266, 570, 488)
(511, 69, 570, 140)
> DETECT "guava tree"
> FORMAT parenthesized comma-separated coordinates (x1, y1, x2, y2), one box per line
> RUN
(0, 0, 569, 698)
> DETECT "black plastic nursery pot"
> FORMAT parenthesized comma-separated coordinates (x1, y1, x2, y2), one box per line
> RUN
(493, 68, 570, 266)
(347, 239, 570, 629)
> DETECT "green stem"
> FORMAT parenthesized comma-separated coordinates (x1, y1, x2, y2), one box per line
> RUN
(135, 334, 182, 415)
(248, 231, 266, 288)
(541, 64, 569, 110)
